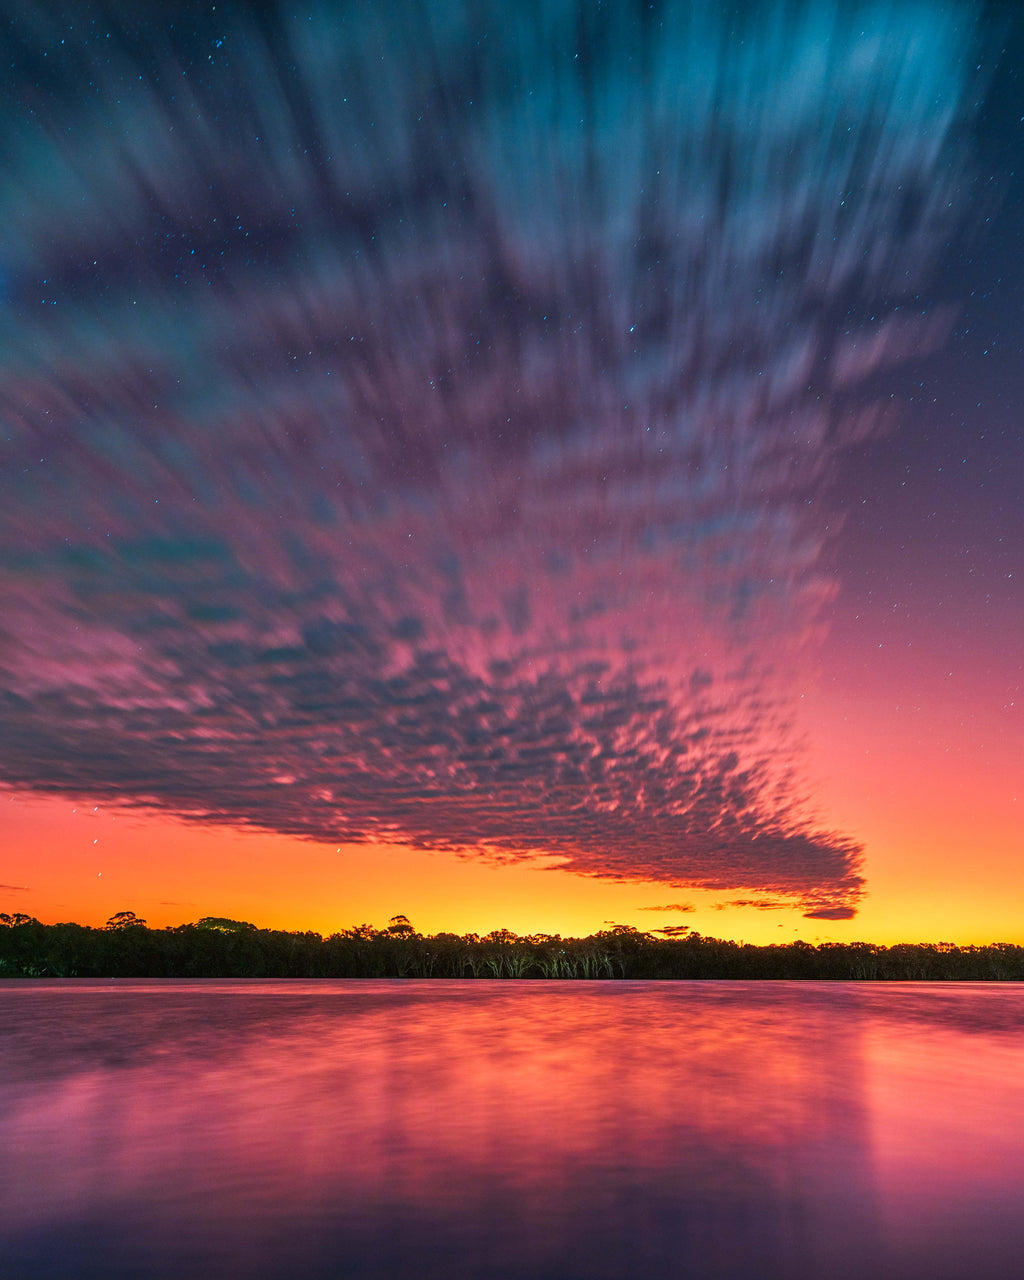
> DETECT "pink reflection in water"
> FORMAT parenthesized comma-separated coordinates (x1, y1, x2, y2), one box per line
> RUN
(2, 981, 1023, 1278)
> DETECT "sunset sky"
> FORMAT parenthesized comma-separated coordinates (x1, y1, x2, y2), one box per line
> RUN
(1, 0, 1020, 944)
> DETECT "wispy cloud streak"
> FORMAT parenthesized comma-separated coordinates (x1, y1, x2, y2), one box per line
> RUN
(637, 904, 696, 914)
(0, 1, 981, 913)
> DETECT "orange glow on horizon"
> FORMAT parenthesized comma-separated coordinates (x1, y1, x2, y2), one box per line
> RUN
(5, 612, 1019, 948)
(4, 743, 1021, 945)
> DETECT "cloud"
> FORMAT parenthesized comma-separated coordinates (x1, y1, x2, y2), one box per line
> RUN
(637, 904, 696, 914)
(0, 0, 982, 915)
(802, 905, 858, 921)
(652, 925, 692, 937)
(713, 898, 793, 912)
(0, 884, 30, 892)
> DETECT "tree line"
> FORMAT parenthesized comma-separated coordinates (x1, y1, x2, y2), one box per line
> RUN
(2, 912, 1023, 980)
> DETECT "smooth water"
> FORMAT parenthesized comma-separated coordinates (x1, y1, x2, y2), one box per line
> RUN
(2, 981, 1023, 1279)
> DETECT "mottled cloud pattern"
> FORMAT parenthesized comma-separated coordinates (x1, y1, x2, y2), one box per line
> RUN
(0, 1, 980, 914)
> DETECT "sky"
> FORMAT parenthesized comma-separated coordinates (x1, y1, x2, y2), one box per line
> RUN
(0, 0, 1020, 944)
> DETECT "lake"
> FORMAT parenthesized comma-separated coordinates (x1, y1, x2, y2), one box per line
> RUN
(2, 980, 1023, 1278)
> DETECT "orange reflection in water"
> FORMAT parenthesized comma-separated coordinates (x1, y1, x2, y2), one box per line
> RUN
(2, 982, 1024, 1280)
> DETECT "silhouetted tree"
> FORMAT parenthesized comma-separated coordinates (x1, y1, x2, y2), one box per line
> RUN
(105, 911, 147, 929)
(3, 915, 1024, 980)
(195, 917, 257, 932)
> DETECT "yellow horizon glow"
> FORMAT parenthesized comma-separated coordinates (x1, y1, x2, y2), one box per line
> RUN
(4, 784, 1022, 947)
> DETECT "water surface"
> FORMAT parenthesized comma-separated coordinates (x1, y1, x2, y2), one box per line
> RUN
(3, 981, 1023, 1278)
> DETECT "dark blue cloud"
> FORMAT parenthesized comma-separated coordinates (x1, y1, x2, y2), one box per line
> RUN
(0, 0, 984, 914)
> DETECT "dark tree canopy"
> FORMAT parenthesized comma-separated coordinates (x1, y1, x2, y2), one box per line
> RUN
(1, 914, 1022, 981)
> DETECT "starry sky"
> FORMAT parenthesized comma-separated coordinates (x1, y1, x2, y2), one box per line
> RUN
(1, 0, 1020, 942)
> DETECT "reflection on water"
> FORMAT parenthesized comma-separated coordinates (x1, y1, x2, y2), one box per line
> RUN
(2, 982, 1023, 1279)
